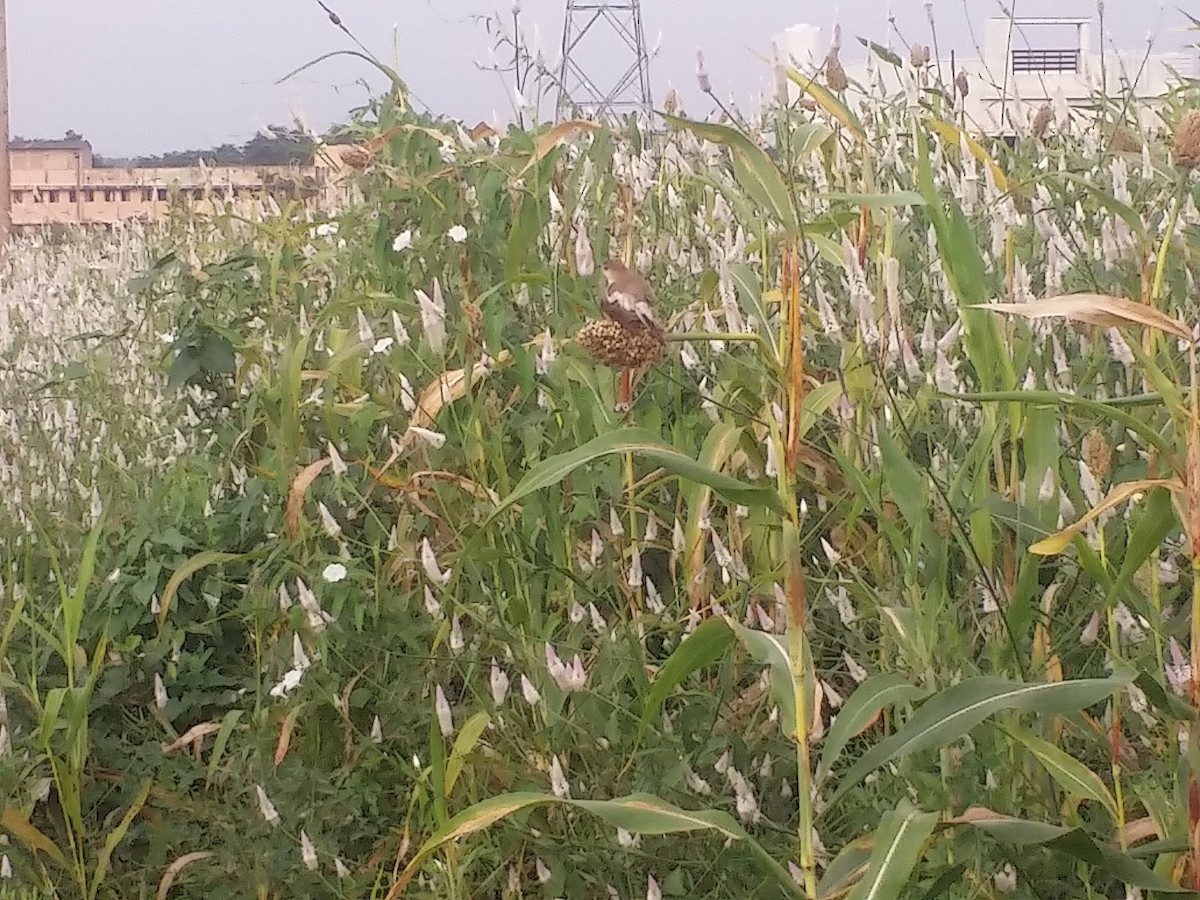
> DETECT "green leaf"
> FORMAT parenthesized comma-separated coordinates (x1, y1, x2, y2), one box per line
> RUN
(198, 332, 236, 375)
(729, 263, 778, 355)
(857, 37, 904, 67)
(660, 114, 799, 233)
(445, 712, 491, 798)
(783, 68, 866, 139)
(638, 617, 733, 745)
(819, 191, 927, 208)
(848, 801, 939, 900)
(726, 618, 797, 735)
(91, 779, 153, 899)
(485, 428, 783, 530)
(395, 792, 805, 899)
(818, 674, 927, 784)
(1104, 485, 1177, 614)
(829, 674, 1132, 806)
(205, 710, 244, 788)
(1007, 727, 1118, 819)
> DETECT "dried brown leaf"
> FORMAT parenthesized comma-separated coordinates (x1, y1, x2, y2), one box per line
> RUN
(988, 293, 1193, 341)
(285, 458, 332, 540)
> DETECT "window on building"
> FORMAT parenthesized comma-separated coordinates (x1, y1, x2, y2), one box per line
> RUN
(119, 189, 131, 202)
(83, 189, 95, 202)
(67, 190, 78, 203)
(142, 188, 154, 202)
(157, 188, 168, 201)
(11, 191, 22, 205)
(48, 191, 60, 203)
(1012, 48, 1079, 72)
(104, 189, 116, 202)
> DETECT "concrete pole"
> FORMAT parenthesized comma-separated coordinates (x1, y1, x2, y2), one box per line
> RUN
(0, 0, 11, 244)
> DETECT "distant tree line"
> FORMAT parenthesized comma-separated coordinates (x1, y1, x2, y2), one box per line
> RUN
(13, 125, 357, 169)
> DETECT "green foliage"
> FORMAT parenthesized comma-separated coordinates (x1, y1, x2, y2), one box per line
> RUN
(3, 57, 1200, 900)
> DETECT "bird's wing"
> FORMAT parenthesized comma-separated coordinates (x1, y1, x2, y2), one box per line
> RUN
(603, 283, 661, 334)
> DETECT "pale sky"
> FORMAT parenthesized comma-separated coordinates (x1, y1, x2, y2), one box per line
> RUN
(11, 1, 1192, 157)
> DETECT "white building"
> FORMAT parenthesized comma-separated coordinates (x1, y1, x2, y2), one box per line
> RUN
(775, 16, 1198, 137)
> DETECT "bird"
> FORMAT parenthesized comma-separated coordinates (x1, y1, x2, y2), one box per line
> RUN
(600, 259, 663, 338)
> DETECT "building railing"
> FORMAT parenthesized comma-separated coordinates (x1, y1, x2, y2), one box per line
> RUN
(1012, 48, 1080, 73)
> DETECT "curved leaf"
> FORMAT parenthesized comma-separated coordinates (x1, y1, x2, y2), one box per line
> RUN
(660, 114, 799, 233)
(1007, 727, 1118, 819)
(828, 675, 1132, 806)
(818, 674, 927, 784)
(387, 791, 805, 899)
(638, 617, 733, 744)
(158, 550, 252, 632)
(848, 801, 939, 900)
(485, 428, 782, 528)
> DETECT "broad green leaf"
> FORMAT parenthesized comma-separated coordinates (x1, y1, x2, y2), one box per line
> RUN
(445, 712, 490, 798)
(878, 429, 927, 530)
(784, 68, 866, 140)
(1007, 727, 1118, 819)
(727, 618, 797, 736)
(638, 617, 733, 744)
(817, 837, 873, 898)
(1104, 485, 1177, 613)
(953, 810, 1195, 891)
(485, 428, 783, 529)
(818, 674, 927, 784)
(829, 674, 1132, 806)
(729, 263, 778, 354)
(799, 381, 843, 441)
(391, 792, 805, 899)
(848, 801, 939, 900)
(660, 113, 799, 233)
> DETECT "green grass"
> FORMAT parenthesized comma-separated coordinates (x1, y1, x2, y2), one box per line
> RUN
(3, 45, 1200, 899)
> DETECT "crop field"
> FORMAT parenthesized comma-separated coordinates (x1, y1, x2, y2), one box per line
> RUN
(3, 44, 1200, 900)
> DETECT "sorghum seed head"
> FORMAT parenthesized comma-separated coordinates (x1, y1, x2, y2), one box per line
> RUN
(1172, 110, 1200, 171)
(576, 318, 666, 370)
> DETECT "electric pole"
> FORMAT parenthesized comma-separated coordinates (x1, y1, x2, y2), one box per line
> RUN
(556, 0, 653, 124)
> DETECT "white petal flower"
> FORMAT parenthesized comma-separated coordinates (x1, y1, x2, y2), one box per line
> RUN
(317, 502, 342, 538)
(647, 874, 662, 900)
(153, 673, 169, 711)
(417, 280, 446, 354)
(520, 674, 542, 706)
(447, 225, 468, 243)
(435, 684, 454, 737)
(549, 754, 570, 798)
(255, 784, 281, 827)
(490, 659, 510, 706)
(371, 715, 384, 743)
(408, 426, 446, 449)
(420, 538, 452, 585)
(392, 229, 413, 252)
(300, 829, 318, 870)
(322, 562, 347, 583)
(334, 857, 351, 878)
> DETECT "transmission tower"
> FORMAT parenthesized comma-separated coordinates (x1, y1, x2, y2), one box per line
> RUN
(556, 0, 653, 124)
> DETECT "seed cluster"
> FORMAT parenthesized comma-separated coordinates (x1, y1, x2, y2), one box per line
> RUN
(575, 318, 666, 370)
